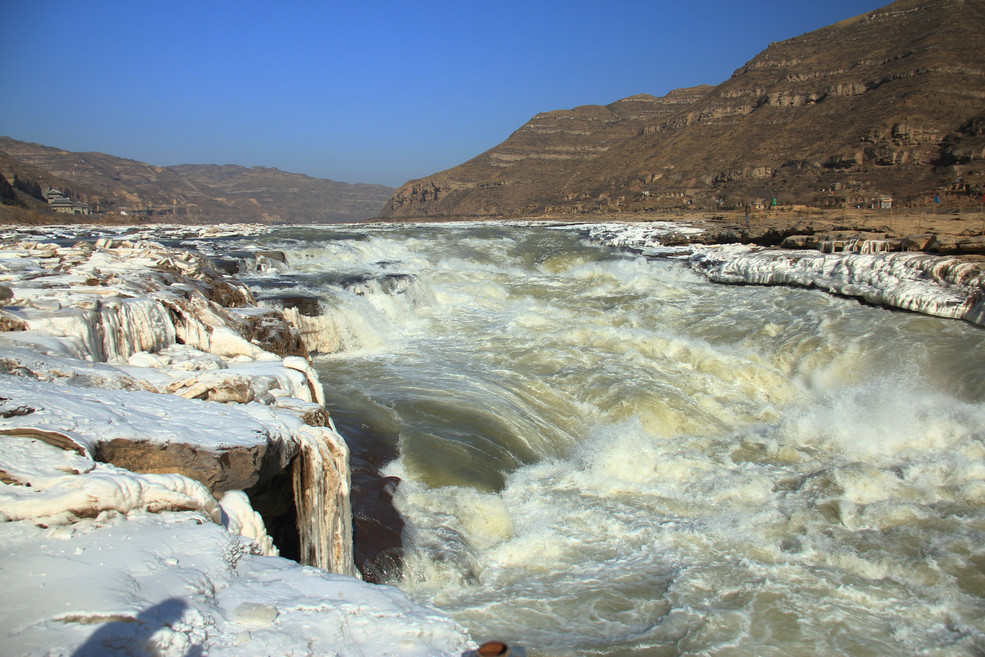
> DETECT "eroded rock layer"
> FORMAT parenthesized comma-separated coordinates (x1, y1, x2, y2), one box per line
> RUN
(382, 0, 985, 220)
(0, 236, 356, 576)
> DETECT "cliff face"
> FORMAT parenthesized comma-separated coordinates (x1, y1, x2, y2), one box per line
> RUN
(381, 0, 985, 219)
(0, 237, 357, 576)
(381, 86, 713, 218)
(0, 137, 394, 224)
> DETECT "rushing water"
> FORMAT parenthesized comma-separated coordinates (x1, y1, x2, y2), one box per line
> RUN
(220, 222, 985, 657)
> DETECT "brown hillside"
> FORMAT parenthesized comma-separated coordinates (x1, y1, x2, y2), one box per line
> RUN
(381, 86, 713, 218)
(0, 137, 394, 224)
(381, 0, 985, 220)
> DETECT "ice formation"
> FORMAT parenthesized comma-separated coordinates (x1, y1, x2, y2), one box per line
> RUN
(583, 222, 985, 325)
(687, 245, 985, 324)
(0, 232, 471, 656)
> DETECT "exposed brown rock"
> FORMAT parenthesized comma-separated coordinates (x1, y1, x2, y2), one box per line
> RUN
(259, 294, 323, 317)
(351, 472, 404, 584)
(931, 234, 985, 254)
(93, 438, 296, 495)
(0, 309, 27, 332)
(381, 0, 985, 222)
(0, 426, 87, 455)
(0, 138, 394, 224)
(165, 372, 256, 403)
(237, 307, 309, 358)
(902, 234, 936, 251)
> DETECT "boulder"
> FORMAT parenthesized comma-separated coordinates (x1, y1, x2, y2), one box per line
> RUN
(234, 307, 310, 358)
(781, 234, 817, 249)
(932, 235, 985, 255)
(255, 250, 288, 265)
(93, 437, 296, 495)
(902, 234, 936, 251)
(0, 310, 27, 332)
(956, 236, 985, 255)
(210, 258, 243, 275)
(259, 294, 322, 317)
(166, 371, 256, 403)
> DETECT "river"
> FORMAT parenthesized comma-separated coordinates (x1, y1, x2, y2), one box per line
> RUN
(223, 222, 985, 657)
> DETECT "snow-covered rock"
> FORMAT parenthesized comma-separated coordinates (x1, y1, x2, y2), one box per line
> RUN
(583, 222, 985, 326)
(0, 235, 356, 571)
(0, 511, 469, 657)
(0, 434, 221, 526)
(687, 245, 985, 324)
(0, 231, 473, 656)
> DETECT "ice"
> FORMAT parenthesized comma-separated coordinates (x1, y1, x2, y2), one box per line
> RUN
(583, 224, 985, 325)
(280, 306, 346, 353)
(687, 245, 985, 323)
(0, 512, 469, 657)
(0, 230, 471, 656)
(0, 458, 221, 526)
(219, 490, 278, 557)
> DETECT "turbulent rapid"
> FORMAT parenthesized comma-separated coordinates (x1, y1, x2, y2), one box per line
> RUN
(219, 222, 985, 657)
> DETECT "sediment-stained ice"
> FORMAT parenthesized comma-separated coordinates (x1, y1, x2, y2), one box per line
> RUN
(0, 231, 471, 657)
(583, 223, 985, 325)
(687, 245, 985, 323)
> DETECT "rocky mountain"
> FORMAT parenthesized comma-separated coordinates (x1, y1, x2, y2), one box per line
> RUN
(382, 86, 712, 218)
(0, 137, 394, 224)
(381, 0, 985, 220)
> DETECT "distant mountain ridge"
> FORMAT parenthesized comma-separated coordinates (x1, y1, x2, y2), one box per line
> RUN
(381, 0, 985, 220)
(0, 137, 393, 224)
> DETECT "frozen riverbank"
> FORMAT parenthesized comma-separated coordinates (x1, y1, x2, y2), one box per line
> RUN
(3, 219, 984, 657)
(0, 233, 470, 656)
(582, 222, 985, 325)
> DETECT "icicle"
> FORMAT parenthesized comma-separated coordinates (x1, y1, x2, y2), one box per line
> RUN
(293, 426, 357, 576)
(281, 307, 344, 354)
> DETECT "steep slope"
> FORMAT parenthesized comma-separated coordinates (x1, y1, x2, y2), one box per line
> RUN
(578, 0, 985, 209)
(382, 86, 712, 218)
(0, 137, 393, 223)
(381, 0, 985, 220)
(0, 149, 85, 213)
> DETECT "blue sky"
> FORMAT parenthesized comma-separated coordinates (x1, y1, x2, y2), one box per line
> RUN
(1, 1, 887, 187)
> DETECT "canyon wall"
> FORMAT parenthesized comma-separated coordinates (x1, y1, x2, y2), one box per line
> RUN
(381, 0, 985, 220)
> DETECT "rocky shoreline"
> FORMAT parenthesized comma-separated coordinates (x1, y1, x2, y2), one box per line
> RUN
(683, 210, 985, 257)
(575, 210, 985, 327)
(535, 207, 985, 255)
(0, 233, 470, 656)
(2, 216, 983, 655)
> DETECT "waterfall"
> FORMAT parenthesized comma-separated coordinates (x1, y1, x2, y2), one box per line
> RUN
(1, 236, 356, 576)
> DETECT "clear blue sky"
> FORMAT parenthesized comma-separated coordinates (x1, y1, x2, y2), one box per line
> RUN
(1, 1, 888, 187)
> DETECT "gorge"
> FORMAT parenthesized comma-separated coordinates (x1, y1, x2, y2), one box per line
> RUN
(2, 220, 985, 656)
(3, 1, 985, 655)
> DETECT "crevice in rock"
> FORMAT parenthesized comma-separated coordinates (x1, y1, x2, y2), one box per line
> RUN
(245, 468, 301, 562)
